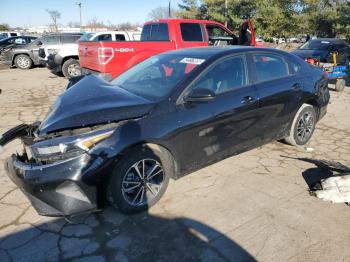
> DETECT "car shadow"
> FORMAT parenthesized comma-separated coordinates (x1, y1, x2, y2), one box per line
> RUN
(0, 209, 257, 261)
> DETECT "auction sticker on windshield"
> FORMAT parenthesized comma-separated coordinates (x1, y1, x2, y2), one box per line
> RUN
(180, 58, 205, 65)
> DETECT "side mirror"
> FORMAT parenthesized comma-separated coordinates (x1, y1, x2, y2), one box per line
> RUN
(36, 41, 43, 46)
(184, 88, 215, 103)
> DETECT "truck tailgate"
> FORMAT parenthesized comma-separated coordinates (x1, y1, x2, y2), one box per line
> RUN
(79, 41, 176, 79)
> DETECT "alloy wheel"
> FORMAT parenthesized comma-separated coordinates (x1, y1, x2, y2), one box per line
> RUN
(296, 111, 314, 143)
(67, 64, 81, 77)
(17, 56, 30, 68)
(121, 159, 164, 207)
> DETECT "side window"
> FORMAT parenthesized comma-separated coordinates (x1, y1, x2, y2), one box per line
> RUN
(10, 33, 17, 36)
(206, 24, 230, 38)
(60, 35, 78, 43)
(115, 34, 126, 41)
(14, 38, 25, 44)
(42, 35, 60, 44)
(180, 23, 203, 42)
(253, 54, 289, 82)
(96, 34, 112, 41)
(192, 56, 247, 94)
(141, 23, 169, 41)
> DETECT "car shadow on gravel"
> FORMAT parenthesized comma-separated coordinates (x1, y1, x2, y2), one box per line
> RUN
(0, 209, 256, 262)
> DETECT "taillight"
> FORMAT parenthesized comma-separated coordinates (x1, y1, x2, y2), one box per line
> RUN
(98, 47, 114, 64)
(306, 57, 315, 65)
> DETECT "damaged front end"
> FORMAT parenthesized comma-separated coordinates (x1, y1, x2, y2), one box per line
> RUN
(0, 122, 118, 217)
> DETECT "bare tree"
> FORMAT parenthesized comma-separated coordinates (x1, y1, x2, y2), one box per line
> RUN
(67, 21, 80, 28)
(46, 9, 61, 32)
(148, 6, 177, 20)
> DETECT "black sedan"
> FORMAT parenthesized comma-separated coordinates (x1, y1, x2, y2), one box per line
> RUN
(292, 38, 350, 66)
(0, 47, 329, 216)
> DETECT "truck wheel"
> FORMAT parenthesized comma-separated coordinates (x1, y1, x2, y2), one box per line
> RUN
(335, 79, 345, 92)
(283, 104, 316, 146)
(14, 54, 32, 69)
(107, 145, 172, 214)
(62, 59, 81, 79)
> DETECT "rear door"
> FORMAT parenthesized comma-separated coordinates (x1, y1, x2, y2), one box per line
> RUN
(250, 52, 303, 142)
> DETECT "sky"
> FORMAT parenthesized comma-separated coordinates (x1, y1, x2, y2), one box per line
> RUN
(0, 0, 183, 28)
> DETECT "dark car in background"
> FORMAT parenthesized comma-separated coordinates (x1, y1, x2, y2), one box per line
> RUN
(0, 36, 37, 53)
(0, 33, 82, 70)
(292, 38, 350, 66)
(0, 47, 329, 216)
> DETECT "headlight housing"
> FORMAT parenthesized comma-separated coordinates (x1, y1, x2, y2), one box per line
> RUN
(47, 49, 59, 55)
(31, 129, 113, 163)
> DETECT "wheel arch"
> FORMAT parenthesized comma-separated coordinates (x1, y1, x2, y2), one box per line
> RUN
(61, 55, 79, 66)
(304, 98, 321, 121)
(115, 141, 180, 179)
(12, 52, 32, 65)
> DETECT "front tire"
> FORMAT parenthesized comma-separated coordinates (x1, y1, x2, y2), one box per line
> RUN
(62, 58, 81, 79)
(284, 104, 317, 146)
(14, 54, 32, 69)
(108, 145, 173, 214)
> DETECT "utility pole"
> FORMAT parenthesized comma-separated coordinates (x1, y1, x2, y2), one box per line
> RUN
(76, 2, 82, 30)
(224, 0, 228, 27)
(168, 0, 171, 18)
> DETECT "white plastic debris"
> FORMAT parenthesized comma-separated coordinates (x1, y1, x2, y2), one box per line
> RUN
(314, 175, 350, 203)
(305, 147, 314, 152)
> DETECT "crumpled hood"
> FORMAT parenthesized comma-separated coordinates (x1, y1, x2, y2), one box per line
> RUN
(38, 75, 154, 134)
(291, 49, 330, 61)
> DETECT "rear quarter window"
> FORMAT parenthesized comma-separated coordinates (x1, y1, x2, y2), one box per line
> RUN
(180, 23, 203, 42)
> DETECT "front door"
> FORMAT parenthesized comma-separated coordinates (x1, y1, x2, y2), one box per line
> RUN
(173, 55, 260, 173)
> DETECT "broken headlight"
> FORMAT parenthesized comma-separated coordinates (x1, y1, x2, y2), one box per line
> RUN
(31, 129, 114, 163)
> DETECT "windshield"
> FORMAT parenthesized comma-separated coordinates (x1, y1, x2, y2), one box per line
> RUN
(111, 54, 206, 100)
(78, 33, 94, 41)
(299, 40, 333, 50)
(0, 33, 8, 40)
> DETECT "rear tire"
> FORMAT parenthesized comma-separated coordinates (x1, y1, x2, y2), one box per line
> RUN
(283, 104, 316, 146)
(108, 145, 173, 214)
(335, 79, 345, 92)
(62, 58, 81, 79)
(14, 54, 32, 69)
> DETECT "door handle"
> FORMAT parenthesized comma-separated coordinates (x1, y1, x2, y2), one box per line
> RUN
(241, 96, 255, 104)
(292, 83, 301, 91)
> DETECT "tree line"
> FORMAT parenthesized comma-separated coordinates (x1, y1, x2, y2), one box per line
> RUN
(174, 0, 350, 40)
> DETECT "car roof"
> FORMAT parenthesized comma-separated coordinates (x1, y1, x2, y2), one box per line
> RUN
(160, 46, 288, 59)
(310, 38, 345, 44)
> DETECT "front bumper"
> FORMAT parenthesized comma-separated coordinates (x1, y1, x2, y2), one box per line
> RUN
(46, 54, 63, 73)
(81, 68, 113, 82)
(4, 153, 105, 216)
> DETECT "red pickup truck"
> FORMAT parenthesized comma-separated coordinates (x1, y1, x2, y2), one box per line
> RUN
(79, 18, 259, 80)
